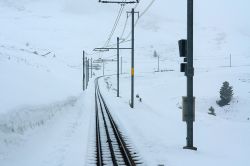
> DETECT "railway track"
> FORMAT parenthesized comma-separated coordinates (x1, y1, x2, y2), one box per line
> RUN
(95, 78, 141, 166)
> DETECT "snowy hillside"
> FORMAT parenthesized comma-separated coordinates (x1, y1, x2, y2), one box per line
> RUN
(0, 0, 250, 165)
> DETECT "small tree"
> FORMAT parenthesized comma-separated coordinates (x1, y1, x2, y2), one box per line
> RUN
(208, 106, 216, 116)
(217, 81, 233, 107)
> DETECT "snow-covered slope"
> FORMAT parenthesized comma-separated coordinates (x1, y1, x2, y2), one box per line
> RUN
(0, 0, 112, 111)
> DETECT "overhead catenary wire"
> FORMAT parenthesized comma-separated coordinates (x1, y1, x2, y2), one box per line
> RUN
(119, 2, 139, 39)
(103, 1, 126, 47)
(105, 0, 155, 47)
(88, 0, 142, 56)
(88, 0, 136, 55)
(85, 2, 126, 59)
(103, 2, 139, 48)
(120, 0, 156, 43)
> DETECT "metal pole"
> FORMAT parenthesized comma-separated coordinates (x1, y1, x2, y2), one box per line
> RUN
(130, 8, 135, 108)
(91, 58, 93, 78)
(117, 37, 120, 97)
(184, 0, 197, 150)
(83, 51, 85, 91)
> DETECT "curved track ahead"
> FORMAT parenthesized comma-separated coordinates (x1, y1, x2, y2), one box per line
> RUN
(95, 78, 140, 166)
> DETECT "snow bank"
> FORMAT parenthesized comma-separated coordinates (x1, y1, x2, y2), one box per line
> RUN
(0, 96, 77, 139)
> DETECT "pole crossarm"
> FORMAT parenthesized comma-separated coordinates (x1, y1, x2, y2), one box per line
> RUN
(93, 48, 109, 52)
(94, 47, 132, 51)
(126, 11, 140, 17)
(99, 0, 139, 4)
(93, 59, 117, 63)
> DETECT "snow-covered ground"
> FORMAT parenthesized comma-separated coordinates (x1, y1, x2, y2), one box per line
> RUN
(0, 0, 250, 165)
(99, 66, 250, 165)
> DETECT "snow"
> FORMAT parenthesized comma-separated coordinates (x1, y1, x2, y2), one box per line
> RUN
(98, 67, 250, 165)
(0, 84, 94, 166)
(0, 0, 250, 165)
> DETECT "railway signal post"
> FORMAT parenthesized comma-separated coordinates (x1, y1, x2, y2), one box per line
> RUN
(179, 0, 197, 151)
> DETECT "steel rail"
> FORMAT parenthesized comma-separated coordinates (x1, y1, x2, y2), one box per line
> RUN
(95, 77, 136, 166)
(97, 85, 118, 165)
(95, 79, 103, 166)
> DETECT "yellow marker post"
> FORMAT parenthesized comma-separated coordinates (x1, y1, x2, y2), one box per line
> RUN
(131, 68, 134, 76)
